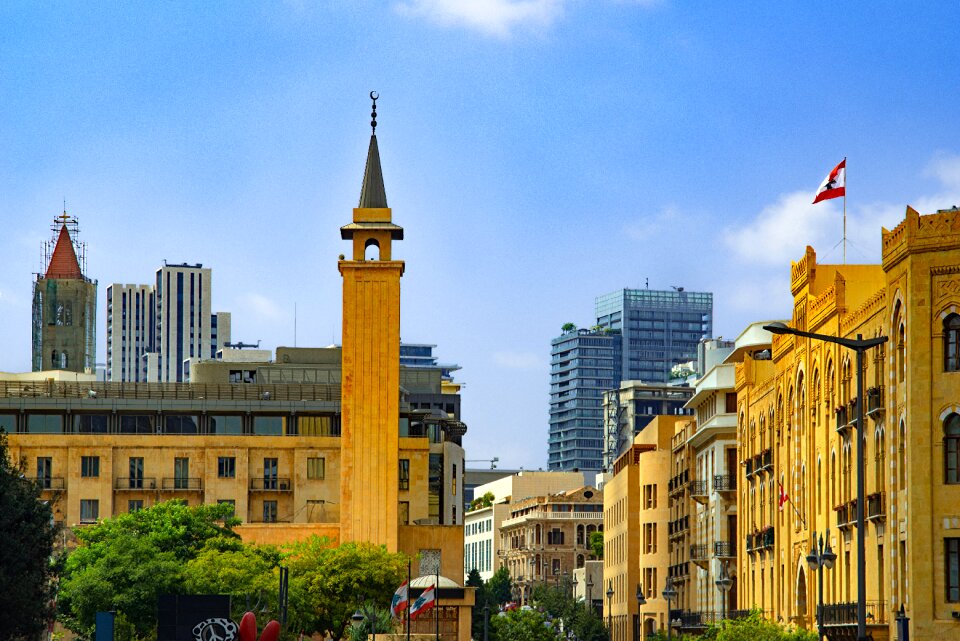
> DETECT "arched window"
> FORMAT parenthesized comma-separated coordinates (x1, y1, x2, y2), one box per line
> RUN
(875, 428, 886, 493)
(51, 349, 58, 366)
(61, 351, 68, 369)
(364, 238, 380, 261)
(945, 314, 960, 371)
(945, 413, 960, 484)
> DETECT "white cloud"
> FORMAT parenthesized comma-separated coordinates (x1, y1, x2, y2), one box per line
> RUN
(624, 205, 682, 240)
(927, 152, 960, 190)
(492, 350, 543, 369)
(394, 0, 564, 38)
(237, 292, 284, 322)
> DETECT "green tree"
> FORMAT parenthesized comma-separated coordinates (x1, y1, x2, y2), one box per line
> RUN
(561, 323, 577, 333)
(468, 568, 495, 641)
(490, 609, 557, 641)
(182, 537, 281, 621)
(487, 566, 514, 606)
(57, 500, 239, 638)
(0, 430, 59, 641)
(529, 584, 606, 641)
(589, 531, 604, 559)
(283, 537, 407, 640)
(470, 491, 496, 511)
(699, 611, 817, 641)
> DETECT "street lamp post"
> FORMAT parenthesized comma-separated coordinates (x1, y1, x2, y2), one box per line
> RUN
(806, 529, 837, 641)
(586, 578, 594, 615)
(715, 561, 732, 622)
(483, 603, 490, 641)
(662, 577, 677, 641)
(636, 584, 647, 641)
(764, 322, 885, 641)
(606, 580, 615, 640)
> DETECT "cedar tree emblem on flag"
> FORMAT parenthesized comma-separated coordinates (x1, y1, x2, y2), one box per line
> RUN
(813, 158, 846, 204)
(409, 585, 436, 620)
(391, 580, 409, 618)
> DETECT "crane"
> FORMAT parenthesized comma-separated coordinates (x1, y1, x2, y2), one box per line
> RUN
(466, 457, 499, 469)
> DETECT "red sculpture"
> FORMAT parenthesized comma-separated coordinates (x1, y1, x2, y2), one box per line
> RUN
(238, 611, 281, 641)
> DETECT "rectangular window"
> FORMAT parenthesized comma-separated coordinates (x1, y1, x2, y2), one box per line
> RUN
(164, 415, 199, 434)
(119, 415, 153, 434)
(399, 459, 410, 490)
(644, 484, 658, 509)
(725, 392, 737, 413)
(264, 458, 278, 490)
(644, 523, 657, 554)
(948, 538, 960, 602)
(37, 457, 53, 488)
(0, 414, 15, 432)
(81, 456, 100, 478)
(263, 500, 278, 523)
(299, 415, 340, 437)
(128, 500, 144, 512)
(253, 416, 284, 436)
(80, 499, 99, 523)
(452, 463, 457, 495)
(307, 457, 325, 480)
(27, 414, 63, 434)
(218, 457, 236, 478)
(174, 457, 190, 489)
(129, 457, 144, 489)
(75, 414, 109, 434)
(399, 501, 410, 525)
(209, 415, 243, 435)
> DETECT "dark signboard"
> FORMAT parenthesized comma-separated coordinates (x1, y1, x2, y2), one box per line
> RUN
(157, 595, 235, 641)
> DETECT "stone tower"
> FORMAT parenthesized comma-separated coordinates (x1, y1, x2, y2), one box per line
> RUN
(338, 98, 404, 550)
(32, 213, 97, 373)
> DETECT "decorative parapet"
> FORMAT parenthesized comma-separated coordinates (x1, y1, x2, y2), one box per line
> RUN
(791, 246, 817, 296)
(771, 331, 792, 361)
(883, 205, 960, 270)
(839, 286, 885, 336)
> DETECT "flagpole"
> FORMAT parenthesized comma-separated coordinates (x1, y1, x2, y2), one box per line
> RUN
(406, 561, 412, 641)
(435, 571, 440, 641)
(843, 157, 847, 264)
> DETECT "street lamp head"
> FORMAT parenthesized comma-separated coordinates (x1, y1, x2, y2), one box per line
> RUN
(662, 577, 677, 601)
(822, 534, 837, 570)
(636, 584, 647, 606)
(606, 580, 614, 600)
(763, 322, 790, 335)
(351, 609, 365, 626)
(716, 563, 733, 592)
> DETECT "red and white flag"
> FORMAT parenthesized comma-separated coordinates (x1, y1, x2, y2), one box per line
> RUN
(778, 481, 790, 511)
(390, 580, 409, 618)
(409, 585, 436, 620)
(813, 158, 846, 204)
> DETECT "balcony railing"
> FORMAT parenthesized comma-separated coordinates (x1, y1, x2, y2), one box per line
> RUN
(713, 474, 736, 492)
(249, 477, 293, 492)
(668, 470, 690, 495)
(867, 492, 885, 521)
(690, 479, 709, 502)
(744, 457, 754, 478)
(676, 609, 752, 629)
(760, 449, 772, 471)
(115, 477, 157, 490)
(33, 476, 65, 490)
(714, 540, 736, 558)
(668, 515, 689, 537)
(161, 477, 202, 491)
(690, 544, 710, 562)
(867, 387, 884, 417)
(668, 562, 689, 580)
(835, 405, 849, 434)
(836, 500, 857, 529)
(821, 601, 888, 625)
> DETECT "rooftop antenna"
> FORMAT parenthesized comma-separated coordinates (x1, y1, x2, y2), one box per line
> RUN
(369, 91, 378, 135)
(294, 302, 297, 348)
(645, 277, 649, 289)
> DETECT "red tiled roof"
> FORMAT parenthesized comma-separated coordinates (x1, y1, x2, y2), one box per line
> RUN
(45, 225, 83, 279)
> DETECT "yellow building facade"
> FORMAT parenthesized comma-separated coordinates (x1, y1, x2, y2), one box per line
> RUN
(735, 206, 960, 640)
(5, 110, 472, 639)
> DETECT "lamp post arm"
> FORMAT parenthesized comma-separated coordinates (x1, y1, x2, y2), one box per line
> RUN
(762, 324, 887, 351)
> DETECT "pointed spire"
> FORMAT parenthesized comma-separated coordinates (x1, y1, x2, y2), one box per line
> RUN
(359, 91, 387, 208)
(45, 224, 83, 279)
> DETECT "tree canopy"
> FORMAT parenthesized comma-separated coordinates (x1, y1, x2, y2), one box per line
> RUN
(0, 430, 59, 641)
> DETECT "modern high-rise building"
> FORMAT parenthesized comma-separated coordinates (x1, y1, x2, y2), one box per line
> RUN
(595, 288, 713, 383)
(549, 327, 622, 472)
(106, 264, 231, 383)
(32, 213, 97, 374)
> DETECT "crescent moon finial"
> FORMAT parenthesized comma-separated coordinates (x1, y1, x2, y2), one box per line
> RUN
(369, 91, 379, 135)
(370, 91, 379, 101)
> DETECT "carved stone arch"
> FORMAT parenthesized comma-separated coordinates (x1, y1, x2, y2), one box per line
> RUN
(890, 289, 904, 327)
(939, 405, 960, 422)
(795, 554, 810, 617)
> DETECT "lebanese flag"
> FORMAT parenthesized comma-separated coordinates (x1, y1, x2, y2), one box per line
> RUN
(813, 159, 846, 204)
(409, 585, 436, 620)
(778, 481, 790, 511)
(390, 580, 409, 618)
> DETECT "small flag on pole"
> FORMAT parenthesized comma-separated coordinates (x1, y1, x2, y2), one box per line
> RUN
(778, 481, 790, 511)
(410, 585, 436, 620)
(391, 580, 409, 618)
(813, 158, 846, 204)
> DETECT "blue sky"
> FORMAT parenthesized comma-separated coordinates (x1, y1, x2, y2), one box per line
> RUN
(2, 1, 960, 470)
